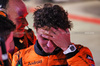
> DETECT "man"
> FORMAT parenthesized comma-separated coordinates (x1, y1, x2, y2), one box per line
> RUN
(12, 3, 95, 66)
(7, 0, 36, 52)
(0, 15, 16, 65)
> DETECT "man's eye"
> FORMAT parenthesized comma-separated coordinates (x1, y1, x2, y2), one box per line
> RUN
(43, 38, 48, 40)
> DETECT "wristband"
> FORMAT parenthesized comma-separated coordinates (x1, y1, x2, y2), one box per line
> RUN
(63, 44, 76, 54)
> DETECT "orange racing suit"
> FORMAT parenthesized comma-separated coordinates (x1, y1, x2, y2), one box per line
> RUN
(12, 40, 95, 66)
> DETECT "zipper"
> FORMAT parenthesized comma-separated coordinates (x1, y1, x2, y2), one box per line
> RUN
(47, 56, 49, 66)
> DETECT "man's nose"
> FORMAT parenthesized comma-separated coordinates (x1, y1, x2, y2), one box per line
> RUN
(47, 40, 54, 48)
(22, 18, 28, 26)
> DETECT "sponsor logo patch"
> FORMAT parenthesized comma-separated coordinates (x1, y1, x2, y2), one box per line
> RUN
(91, 64, 95, 66)
(28, 60, 42, 65)
(86, 55, 93, 61)
(86, 54, 95, 65)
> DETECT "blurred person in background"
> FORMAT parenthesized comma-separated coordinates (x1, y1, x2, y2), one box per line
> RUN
(12, 3, 95, 66)
(7, 0, 36, 52)
(0, 0, 15, 66)
(0, 14, 16, 65)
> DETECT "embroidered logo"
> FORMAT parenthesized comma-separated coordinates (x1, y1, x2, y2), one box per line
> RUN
(86, 54, 95, 65)
(86, 55, 93, 61)
(28, 60, 42, 65)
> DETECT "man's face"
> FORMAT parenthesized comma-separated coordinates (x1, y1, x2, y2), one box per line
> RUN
(13, 8, 28, 38)
(7, 1, 28, 37)
(36, 28, 57, 53)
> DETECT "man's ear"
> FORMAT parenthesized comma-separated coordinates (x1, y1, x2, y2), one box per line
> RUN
(66, 28, 70, 34)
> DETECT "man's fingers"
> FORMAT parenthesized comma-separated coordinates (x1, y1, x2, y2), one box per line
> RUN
(50, 27, 60, 35)
(58, 28, 65, 33)
(41, 34, 53, 40)
(58, 28, 68, 34)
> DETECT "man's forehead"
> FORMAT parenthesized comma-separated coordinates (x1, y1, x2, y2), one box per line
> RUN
(37, 26, 50, 34)
(8, 8, 28, 19)
(8, 0, 28, 16)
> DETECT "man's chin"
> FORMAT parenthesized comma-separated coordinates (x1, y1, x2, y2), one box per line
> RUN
(13, 32, 24, 38)
(15, 34, 24, 38)
(17, 29, 25, 32)
(13, 29, 25, 37)
(44, 49, 54, 53)
(43, 47, 55, 53)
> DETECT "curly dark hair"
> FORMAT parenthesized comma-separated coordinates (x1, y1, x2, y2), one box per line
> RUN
(34, 3, 72, 30)
(0, 15, 16, 40)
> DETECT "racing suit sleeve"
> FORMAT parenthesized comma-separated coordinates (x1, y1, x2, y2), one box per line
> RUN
(66, 46, 95, 66)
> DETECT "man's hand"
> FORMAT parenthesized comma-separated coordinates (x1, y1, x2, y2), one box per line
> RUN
(41, 27, 71, 51)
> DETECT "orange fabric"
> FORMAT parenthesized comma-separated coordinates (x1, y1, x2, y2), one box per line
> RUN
(12, 44, 95, 66)
(8, 53, 12, 66)
(0, 11, 7, 17)
(12, 45, 67, 66)
(67, 45, 95, 66)
(0, 61, 3, 66)
(23, 29, 36, 48)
